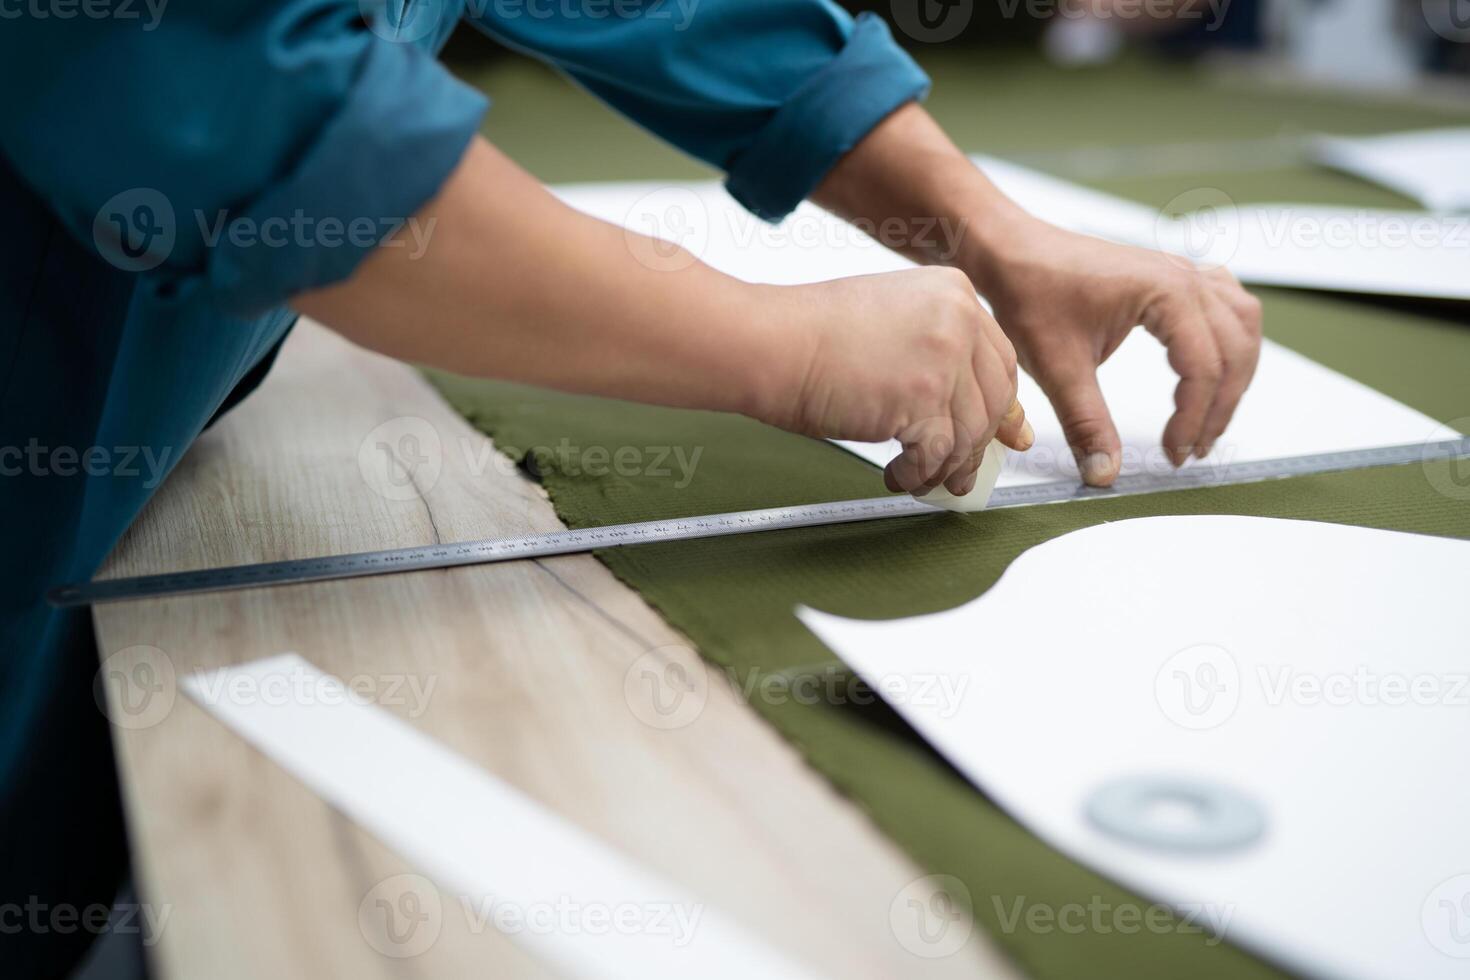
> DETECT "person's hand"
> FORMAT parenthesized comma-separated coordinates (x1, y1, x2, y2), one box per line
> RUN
(972, 217, 1263, 486)
(754, 267, 1034, 497)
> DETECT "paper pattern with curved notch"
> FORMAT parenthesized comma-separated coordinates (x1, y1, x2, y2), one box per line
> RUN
(801, 516, 1470, 980)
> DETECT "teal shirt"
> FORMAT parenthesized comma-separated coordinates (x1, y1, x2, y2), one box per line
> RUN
(0, 1, 927, 972)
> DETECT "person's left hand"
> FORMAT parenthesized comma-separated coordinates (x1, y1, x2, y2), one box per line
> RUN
(969, 216, 1263, 486)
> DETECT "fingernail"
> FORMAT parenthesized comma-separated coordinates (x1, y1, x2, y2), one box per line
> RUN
(1018, 419, 1035, 451)
(1081, 452, 1117, 486)
(1195, 443, 1213, 459)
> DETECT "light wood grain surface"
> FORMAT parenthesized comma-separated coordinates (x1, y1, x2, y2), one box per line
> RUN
(90, 320, 1022, 979)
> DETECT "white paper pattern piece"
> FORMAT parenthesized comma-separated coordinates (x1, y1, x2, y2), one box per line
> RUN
(1158, 202, 1470, 301)
(556, 161, 1470, 303)
(972, 155, 1158, 242)
(184, 655, 819, 980)
(829, 334, 1449, 485)
(1313, 128, 1470, 212)
(974, 158, 1470, 302)
(800, 516, 1470, 980)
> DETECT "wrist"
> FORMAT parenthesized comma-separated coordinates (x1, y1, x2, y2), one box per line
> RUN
(950, 178, 1047, 300)
(698, 280, 815, 425)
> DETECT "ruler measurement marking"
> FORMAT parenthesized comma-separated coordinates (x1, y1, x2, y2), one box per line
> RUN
(50, 439, 1470, 607)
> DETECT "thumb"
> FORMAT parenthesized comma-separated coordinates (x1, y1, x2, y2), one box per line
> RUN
(1044, 372, 1123, 487)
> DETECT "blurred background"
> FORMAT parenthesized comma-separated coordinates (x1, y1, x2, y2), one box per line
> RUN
(440, 0, 1470, 196)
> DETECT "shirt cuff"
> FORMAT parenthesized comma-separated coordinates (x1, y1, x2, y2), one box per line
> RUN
(204, 40, 487, 315)
(724, 14, 931, 223)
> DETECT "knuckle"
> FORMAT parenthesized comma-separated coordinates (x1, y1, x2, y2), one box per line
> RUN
(997, 337, 1019, 376)
(1197, 357, 1225, 384)
(935, 265, 974, 292)
(1171, 265, 1202, 291)
(959, 411, 989, 448)
(906, 372, 945, 404)
(925, 431, 955, 462)
(1239, 298, 1264, 336)
(983, 386, 1011, 426)
(924, 316, 971, 358)
(1058, 403, 1103, 432)
(1221, 331, 1256, 366)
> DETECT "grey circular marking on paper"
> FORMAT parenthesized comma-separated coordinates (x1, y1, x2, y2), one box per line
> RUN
(1086, 776, 1265, 853)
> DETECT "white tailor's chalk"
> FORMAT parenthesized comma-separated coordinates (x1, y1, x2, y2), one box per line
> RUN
(915, 441, 1007, 513)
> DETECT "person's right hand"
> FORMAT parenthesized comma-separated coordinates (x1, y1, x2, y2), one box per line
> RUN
(755, 266, 1034, 498)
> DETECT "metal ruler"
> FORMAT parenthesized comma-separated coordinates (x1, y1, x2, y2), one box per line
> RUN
(51, 438, 1470, 607)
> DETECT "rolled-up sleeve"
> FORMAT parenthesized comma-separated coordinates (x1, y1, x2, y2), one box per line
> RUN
(470, 2, 930, 221)
(0, 2, 487, 314)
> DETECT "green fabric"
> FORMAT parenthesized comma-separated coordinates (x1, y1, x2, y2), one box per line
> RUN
(433, 54, 1470, 979)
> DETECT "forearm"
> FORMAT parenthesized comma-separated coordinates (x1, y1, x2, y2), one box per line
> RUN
(810, 102, 1033, 297)
(293, 138, 791, 418)
(298, 134, 1033, 498)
